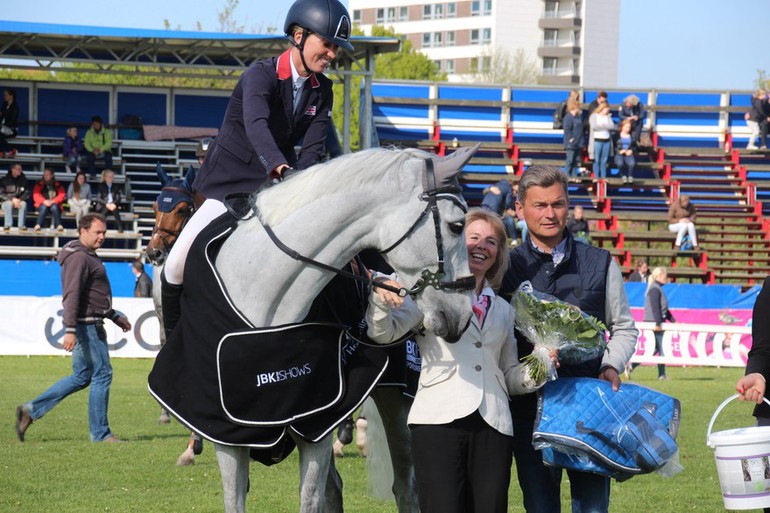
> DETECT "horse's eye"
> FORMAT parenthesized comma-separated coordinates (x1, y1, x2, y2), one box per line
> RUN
(448, 221, 465, 235)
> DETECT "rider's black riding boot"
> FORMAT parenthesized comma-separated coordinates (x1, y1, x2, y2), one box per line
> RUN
(160, 272, 183, 341)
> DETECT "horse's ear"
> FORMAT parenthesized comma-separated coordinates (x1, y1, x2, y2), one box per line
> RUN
(432, 143, 480, 183)
(184, 165, 197, 189)
(156, 161, 172, 187)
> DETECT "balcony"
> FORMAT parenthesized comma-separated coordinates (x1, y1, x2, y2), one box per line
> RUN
(538, 40, 581, 58)
(539, 15, 582, 30)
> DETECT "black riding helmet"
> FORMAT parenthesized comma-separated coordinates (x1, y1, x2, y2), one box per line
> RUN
(284, 0, 354, 53)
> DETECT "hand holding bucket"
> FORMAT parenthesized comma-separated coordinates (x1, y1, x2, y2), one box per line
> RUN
(707, 394, 770, 510)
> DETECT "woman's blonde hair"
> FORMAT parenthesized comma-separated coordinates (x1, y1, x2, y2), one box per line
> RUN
(624, 94, 640, 106)
(465, 208, 510, 291)
(647, 266, 667, 288)
(100, 169, 114, 183)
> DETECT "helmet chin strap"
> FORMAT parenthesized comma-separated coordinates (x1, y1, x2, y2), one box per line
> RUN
(289, 29, 312, 77)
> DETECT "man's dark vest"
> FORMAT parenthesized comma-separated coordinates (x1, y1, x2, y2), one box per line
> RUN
(501, 231, 611, 418)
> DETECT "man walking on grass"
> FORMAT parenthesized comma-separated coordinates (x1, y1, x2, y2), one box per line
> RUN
(16, 213, 131, 442)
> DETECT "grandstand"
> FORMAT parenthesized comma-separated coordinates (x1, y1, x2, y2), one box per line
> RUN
(370, 81, 770, 289)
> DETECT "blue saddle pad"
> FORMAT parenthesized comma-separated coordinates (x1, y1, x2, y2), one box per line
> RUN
(533, 377, 681, 480)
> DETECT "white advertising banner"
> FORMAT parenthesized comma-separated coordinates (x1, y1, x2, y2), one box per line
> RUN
(0, 298, 754, 367)
(0, 296, 161, 358)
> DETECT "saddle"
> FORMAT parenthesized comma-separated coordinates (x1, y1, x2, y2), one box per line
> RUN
(533, 377, 682, 481)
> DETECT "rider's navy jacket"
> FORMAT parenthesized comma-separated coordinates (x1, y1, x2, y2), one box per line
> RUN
(193, 49, 333, 201)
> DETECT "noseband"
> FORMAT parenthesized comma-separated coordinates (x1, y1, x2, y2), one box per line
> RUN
(258, 158, 475, 298)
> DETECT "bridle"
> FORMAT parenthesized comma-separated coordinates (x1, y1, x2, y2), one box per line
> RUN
(150, 184, 195, 256)
(258, 158, 475, 298)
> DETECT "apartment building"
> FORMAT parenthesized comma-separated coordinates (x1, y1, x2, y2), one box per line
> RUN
(349, 0, 619, 87)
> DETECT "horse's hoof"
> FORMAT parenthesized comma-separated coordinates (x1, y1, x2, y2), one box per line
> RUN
(333, 439, 345, 458)
(192, 434, 203, 455)
(158, 413, 171, 425)
(176, 448, 195, 466)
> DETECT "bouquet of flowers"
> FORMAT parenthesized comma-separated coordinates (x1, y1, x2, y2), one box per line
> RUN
(512, 281, 608, 384)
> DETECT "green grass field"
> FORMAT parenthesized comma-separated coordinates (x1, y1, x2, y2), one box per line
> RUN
(0, 356, 763, 512)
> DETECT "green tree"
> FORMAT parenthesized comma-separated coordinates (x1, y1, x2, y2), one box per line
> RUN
(332, 25, 446, 151)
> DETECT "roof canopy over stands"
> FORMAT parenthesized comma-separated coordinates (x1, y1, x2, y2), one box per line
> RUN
(0, 21, 401, 151)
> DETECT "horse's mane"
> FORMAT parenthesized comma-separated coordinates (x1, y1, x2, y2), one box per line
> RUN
(254, 146, 430, 225)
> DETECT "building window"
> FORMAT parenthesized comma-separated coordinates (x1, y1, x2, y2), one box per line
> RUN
(434, 32, 443, 46)
(470, 57, 491, 73)
(399, 6, 408, 21)
(483, 0, 492, 15)
(423, 32, 432, 48)
(435, 3, 443, 17)
(471, 1, 480, 16)
(447, 2, 457, 17)
(470, 57, 479, 70)
(544, 1, 558, 18)
(544, 29, 558, 46)
(445, 59, 455, 74)
(353, 10, 361, 24)
(376, 8, 384, 23)
(423, 5, 432, 19)
(387, 7, 396, 22)
(446, 31, 456, 47)
(543, 57, 558, 75)
(482, 28, 491, 44)
(433, 60, 442, 73)
(470, 29, 480, 44)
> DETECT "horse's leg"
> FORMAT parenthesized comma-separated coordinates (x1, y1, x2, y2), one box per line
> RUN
(371, 388, 419, 513)
(291, 432, 338, 513)
(324, 454, 344, 513)
(215, 443, 250, 513)
(152, 265, 172, 424)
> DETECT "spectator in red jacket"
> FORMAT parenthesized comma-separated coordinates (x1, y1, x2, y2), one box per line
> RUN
(33, 168, 66, 231)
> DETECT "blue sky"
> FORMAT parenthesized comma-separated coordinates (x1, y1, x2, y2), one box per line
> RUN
(2, 0, 767, 90)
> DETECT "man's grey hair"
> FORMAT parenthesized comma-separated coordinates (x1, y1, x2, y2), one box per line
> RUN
(517, 165, 569, 204)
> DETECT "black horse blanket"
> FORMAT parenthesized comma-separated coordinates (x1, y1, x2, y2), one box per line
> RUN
(148, 213, 389, 461)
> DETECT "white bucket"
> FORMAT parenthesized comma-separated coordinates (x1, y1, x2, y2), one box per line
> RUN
(707, 394, 770, 510)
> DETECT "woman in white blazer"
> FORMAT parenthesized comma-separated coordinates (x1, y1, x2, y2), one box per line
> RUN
(367, 208, 545, 513)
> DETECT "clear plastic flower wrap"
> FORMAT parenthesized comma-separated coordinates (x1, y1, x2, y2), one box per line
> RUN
(512, 281, 608, 383)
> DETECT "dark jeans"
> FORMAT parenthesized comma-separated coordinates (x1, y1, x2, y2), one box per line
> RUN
(36, 204, 62, 228)
(632, 330, 666, 377)
(512, 415, 611, 513)
(614, 153, 636, 178)
(97, 205, 124, 231)
(502, 215, 517, 241)
(86, 151, 114, 176)
(760, 120, 769, 148)
(565, 148, 582, 177)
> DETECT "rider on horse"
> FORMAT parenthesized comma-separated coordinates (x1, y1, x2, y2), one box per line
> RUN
(160, 0, 353, 339)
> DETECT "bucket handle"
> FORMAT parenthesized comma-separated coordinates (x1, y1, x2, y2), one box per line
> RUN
(707, 394, 770, 446)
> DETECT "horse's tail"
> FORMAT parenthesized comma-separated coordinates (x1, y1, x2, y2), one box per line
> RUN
(362, 398, 395, 501)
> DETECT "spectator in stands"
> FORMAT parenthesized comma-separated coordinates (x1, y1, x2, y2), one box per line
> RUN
(94, 169, 124, 233)
(631, 266, 674, 381)
(589, 104, 615, 180)
(618, 94, 647, 145)
(501, 164, 637, 513)
(84, 115, 113, 177)
(132, 259, 152, 298)
(584, 91, 608, 160)
(161, 0, 353, 339)
(553, 89, 580, 130)
(481, 178, 517, 241)
(667, 195, 698, 250)
(33, 168, 66, 232)
(0, 88, 19, 157)
(745, 89, 766, 150)
(566, 204, 591, 244)
(563, 99, 584, 181)
(66, 171, 91, 224)
(196, 137, 213, 166)
(1, 163, 29, 231)
(614, 118, 637, 184)
(628, 259, 651, 282)
(62, 126, 84, 173)
(761, 90, 770, 151)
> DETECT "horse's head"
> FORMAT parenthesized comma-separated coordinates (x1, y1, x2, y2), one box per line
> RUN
(145, 165, 197, 265)
(377, 145, 479, 342)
